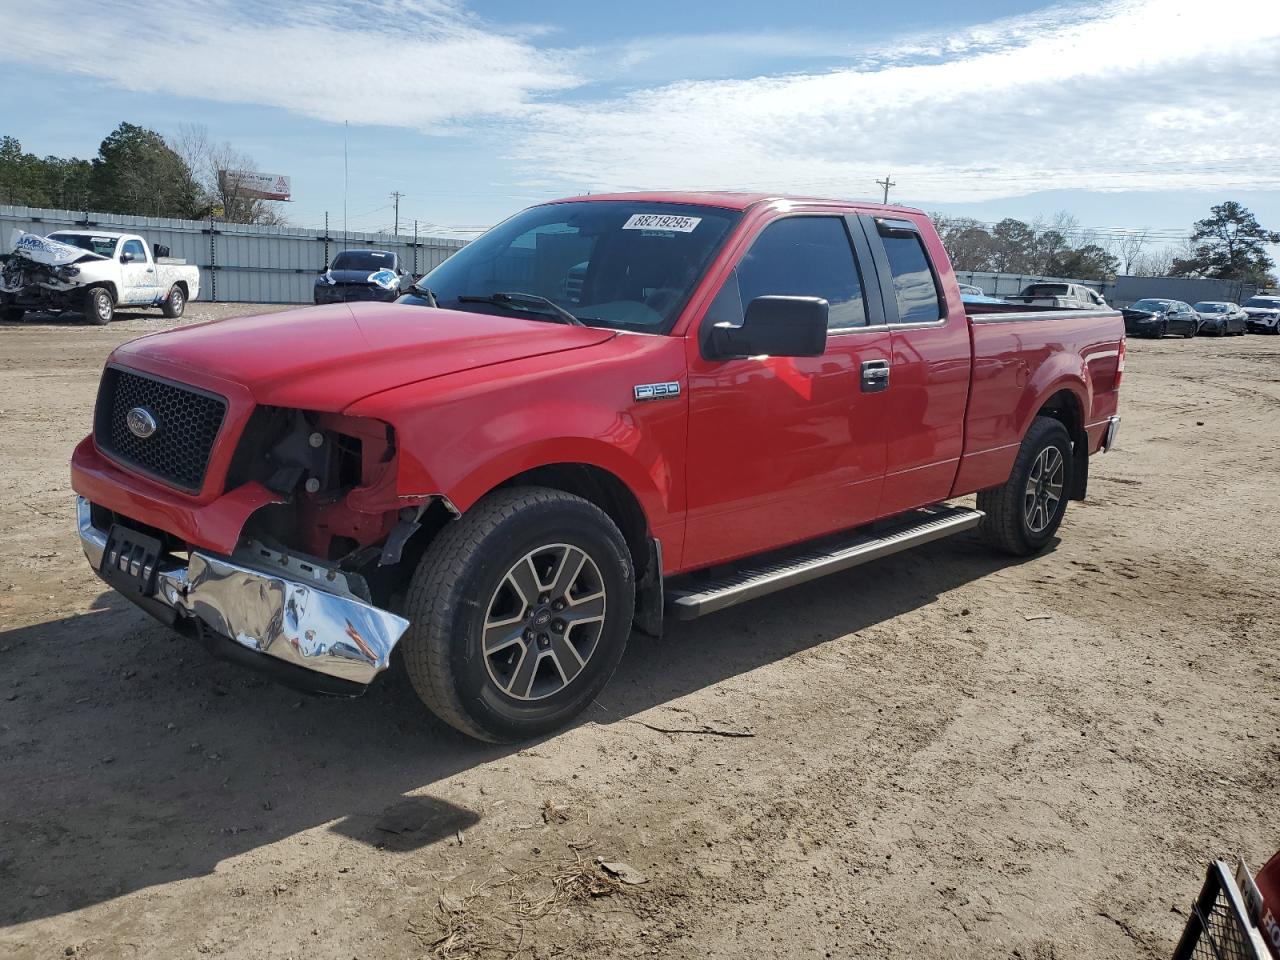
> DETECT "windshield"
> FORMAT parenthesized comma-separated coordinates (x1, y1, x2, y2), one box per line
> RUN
(332, 250, 395, 271)
(1193, 302, 1227, 312)
(1244, 297, 1280, 308)
(1024, 284, 1069, 296)
(48, 233, 116, 257)
(1131, 299, 1171, 311)
(407, 200, 741, 332)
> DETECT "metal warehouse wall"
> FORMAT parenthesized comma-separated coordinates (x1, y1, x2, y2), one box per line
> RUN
(954, 270, 1115, 301)
(1110, 275, 1260, 308)
(0, 205, 466, 304)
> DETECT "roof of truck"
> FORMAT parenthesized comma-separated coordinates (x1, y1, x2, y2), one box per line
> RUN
(547, 190, 925, 216)
(48, 230, 132, 239)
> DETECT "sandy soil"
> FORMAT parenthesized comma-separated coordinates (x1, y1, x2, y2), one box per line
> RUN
(1, 305, 1277, 959)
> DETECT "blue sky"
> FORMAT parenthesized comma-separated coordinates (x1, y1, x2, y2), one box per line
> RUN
(2, 0, 1278, 257)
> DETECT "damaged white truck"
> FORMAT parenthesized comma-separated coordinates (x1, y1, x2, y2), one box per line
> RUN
(1, 230, 201, 324)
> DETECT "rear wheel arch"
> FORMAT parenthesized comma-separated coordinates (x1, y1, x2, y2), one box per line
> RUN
(1034, 387, 1089, 500)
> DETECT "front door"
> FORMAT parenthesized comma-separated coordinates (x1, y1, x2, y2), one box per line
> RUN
(118, 238, 158, 305)
(683, 213, 892, 570)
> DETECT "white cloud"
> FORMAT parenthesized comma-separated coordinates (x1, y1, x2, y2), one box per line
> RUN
(0, 0, 579, 129)
(3, 0, 1277, 203)
(514, 0, 1280, 201)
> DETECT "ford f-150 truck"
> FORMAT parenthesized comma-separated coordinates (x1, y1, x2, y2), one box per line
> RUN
(71, 193, 1124, 742)
(2, 229, 199, 324)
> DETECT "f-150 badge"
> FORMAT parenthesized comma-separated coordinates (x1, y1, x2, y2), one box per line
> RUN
(634, 382, 681, 402)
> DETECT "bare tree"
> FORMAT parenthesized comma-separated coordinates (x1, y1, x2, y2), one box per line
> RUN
(170, 123, 288, 225)
(1109, 229, 1149, 275)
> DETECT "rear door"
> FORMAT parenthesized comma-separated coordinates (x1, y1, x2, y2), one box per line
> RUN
(118, 238, 159, 304)
(683, 212, 892, 569)
(857, 214, 972, 516)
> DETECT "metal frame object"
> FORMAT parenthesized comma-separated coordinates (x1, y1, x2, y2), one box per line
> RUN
(1172, 859, 1273, 960)
(78, 497, 408, 685)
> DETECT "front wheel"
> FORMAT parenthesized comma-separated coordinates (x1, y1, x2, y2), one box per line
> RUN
(1157, 320, 1168, 339)
(401, 487, 635, 742)
(977, 417, 1073, 556)
(82, 287, 113, 325)
(1, 306, 23, 323)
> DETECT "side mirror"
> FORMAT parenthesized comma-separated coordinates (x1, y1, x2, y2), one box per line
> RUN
(706, 296, 828, 360)
(119, 251, 135, 264)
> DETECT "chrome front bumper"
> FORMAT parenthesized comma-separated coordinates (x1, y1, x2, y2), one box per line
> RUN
(1101, 416, 1121, 452)
(77, 497, 409, 686)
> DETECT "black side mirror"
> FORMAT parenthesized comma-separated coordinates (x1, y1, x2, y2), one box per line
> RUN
(706, 296, 828, 360)
(119, 251, 135, 264)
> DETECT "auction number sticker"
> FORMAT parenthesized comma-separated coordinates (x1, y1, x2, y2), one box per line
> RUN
(622, 213, 702, 233)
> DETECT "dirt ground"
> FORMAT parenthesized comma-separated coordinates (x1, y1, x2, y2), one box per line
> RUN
(1, 303, 1276, 960)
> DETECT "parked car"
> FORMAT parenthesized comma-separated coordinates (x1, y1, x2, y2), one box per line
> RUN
(1, 230, 200, 324)
(1243, 295, 1280, 334)
(72, 193, 1123, 742)
(314, 249, 412, 304)
(1006, 282, 1109, 310)
(1192, 301, 1248, 336)
(1122, 298, 1200, 338)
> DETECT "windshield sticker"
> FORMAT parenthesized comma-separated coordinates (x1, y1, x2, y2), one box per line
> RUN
(622, 213, 702, 233)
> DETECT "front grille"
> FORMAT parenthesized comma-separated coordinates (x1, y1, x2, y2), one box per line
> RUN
(95, 366, 227, 492)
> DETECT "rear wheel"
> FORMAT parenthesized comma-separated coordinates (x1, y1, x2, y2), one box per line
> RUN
(401, 487, 635, 742)
(161, 284, 186, 319)
(977, 417, 1073, 556)
(82, 287, 113, 325)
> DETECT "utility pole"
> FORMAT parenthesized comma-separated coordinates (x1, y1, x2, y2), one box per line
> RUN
(876, 173, 895, 205)
(391, 190, 405, 236)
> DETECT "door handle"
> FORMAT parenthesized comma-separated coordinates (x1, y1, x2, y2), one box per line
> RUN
(860, 359, 890, 393)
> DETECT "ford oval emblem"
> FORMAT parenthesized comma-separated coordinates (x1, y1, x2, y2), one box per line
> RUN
(126, 406, 158, 439)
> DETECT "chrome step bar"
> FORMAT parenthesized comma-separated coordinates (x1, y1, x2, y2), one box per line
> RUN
(666, 505, 984, 620)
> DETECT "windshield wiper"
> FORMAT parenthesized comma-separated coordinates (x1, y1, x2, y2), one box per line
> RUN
(456, 292, 585, 326)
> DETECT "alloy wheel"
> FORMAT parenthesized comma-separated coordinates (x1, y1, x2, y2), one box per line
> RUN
(482, 543, 607, 701)
(1023, 446, 1064, 534)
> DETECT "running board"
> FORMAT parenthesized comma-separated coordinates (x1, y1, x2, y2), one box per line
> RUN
(666, 505, 984, 620)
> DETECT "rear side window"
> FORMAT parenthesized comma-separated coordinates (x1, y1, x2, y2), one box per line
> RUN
(734, 216, 869, 329)
(881, 233, 943, 324)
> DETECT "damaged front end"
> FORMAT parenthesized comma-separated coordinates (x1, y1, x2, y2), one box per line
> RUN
(2, 230, 104, 308)
(73, 381, 443, 694)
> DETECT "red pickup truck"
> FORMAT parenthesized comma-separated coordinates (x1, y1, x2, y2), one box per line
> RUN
(72, 192, 1124, 741)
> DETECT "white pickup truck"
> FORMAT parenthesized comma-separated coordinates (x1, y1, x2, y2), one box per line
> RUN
(0, 230, 201, 325)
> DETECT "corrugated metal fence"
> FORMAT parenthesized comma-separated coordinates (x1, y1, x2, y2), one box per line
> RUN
(0, 205, 466, 303)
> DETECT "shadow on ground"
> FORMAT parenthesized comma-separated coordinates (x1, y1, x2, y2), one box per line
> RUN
(0, 532, 1039, 925)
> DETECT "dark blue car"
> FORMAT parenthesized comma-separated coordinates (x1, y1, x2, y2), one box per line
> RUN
(314, 249, 410, 304)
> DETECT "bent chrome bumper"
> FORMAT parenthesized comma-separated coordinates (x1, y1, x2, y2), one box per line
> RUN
(77, 497, 409, 686)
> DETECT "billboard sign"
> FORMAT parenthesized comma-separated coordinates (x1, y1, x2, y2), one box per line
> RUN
(218, 170, 291, 201)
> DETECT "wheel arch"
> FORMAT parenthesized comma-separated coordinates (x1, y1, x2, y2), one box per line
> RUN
(1031, 386, 1089, 500)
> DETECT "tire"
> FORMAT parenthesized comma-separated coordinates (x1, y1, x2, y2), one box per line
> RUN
(977, 417, 1073, 556)
(1184, 323, 1196, 339)
(401, 486, 635, 742)
(1, 306, 23, 323)
(1157, 320, 1167, 339)
(161, 284, 186, 319)
(83, 287, 113, 325)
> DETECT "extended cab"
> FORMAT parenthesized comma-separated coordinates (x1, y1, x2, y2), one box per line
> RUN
(71, 193, 1124, 742)
(1, 230, 199, 324)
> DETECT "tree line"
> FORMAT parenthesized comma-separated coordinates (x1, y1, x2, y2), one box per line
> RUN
(0, 122, 286, 225)
(932, 202, 1277, 285)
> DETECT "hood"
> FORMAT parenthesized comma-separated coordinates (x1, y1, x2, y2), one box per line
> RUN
(112, 301, 616, 411)
(323, 268, 387, 285)
(1244, 305, 1280, 315)
(8, 229, 107, 267)
(1121, 307, 1163, 320)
